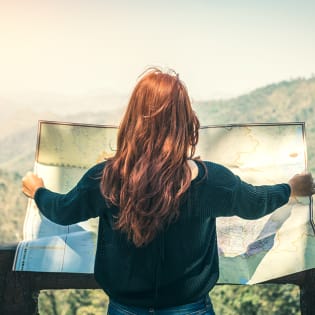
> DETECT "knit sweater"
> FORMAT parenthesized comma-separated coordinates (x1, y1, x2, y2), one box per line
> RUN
(34, 160, 291, 308)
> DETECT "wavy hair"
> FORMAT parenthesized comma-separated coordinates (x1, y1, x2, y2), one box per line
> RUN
(101, 68, 200, 247)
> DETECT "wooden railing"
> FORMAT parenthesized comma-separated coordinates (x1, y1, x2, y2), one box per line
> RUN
(1, 244, 315, 315)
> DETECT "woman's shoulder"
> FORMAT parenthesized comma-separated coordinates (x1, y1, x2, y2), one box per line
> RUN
(78, 161, 107, 188)
(89, 160, 107, 173)
(195, 160, 238, 188)
(83, 161, 106, 177)
(195, 159, 232, 174)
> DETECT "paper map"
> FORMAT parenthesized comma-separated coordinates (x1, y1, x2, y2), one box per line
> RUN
(13, 121, 314, 284)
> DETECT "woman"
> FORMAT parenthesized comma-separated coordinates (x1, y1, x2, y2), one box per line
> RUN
(22, 68, 315, 315)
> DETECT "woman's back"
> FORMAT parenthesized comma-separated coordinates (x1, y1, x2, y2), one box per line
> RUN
(22, 68, 314, 314)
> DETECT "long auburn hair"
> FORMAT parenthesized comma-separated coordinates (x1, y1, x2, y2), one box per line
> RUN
(101, 68, 200, 247)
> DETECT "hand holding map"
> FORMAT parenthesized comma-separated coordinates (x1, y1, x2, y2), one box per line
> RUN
(22, 172, 45, 198)
(288, 172, 314, 197)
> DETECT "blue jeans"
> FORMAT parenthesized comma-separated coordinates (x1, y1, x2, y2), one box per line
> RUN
(107, 295, 215, 315)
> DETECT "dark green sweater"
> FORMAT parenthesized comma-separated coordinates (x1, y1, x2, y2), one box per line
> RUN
(34, 160, 291, 308)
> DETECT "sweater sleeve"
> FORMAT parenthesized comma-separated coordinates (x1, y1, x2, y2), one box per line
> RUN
(206, 162, 291, 219)
(229, 176, 291, 219)
(34, 162, 107, 225)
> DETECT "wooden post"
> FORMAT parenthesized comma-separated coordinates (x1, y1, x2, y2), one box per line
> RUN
(0, 271, 39, 315)
(0, 244, 38, 315)
(299, 269, 315, 315)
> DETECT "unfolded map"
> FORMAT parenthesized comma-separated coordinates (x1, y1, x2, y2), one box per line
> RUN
(13, 121, 314, 284)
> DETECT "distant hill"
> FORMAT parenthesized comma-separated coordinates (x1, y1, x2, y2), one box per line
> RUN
(0, 169, 26, 243)
(0, 107, 124, 175)
(193, 77, 315, 172)
(194, 77, 315, 124)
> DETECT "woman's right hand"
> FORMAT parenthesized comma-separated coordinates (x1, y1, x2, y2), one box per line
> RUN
(288, 172, 315, 197)
(22, 172, 45, 199)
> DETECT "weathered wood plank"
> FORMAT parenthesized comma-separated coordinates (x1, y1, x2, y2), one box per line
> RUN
(299, 269, 315, 315)
(0, 271, 39, 315)
(0, 243, 17, 271)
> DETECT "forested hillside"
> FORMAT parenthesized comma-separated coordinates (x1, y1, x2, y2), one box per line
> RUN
(193, 77, 315, 173)
(1, 77, 315, 314)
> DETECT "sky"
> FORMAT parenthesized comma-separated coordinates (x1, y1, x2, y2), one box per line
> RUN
(0, 0, 315, 112)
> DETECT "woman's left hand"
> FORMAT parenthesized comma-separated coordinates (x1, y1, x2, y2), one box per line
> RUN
(22, 172, 45, 199)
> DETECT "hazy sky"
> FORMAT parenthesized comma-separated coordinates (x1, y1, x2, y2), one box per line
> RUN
(1, 0, 314, 104)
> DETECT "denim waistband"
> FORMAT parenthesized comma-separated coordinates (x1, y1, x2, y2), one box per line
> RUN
(108, 295, 214, 315)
